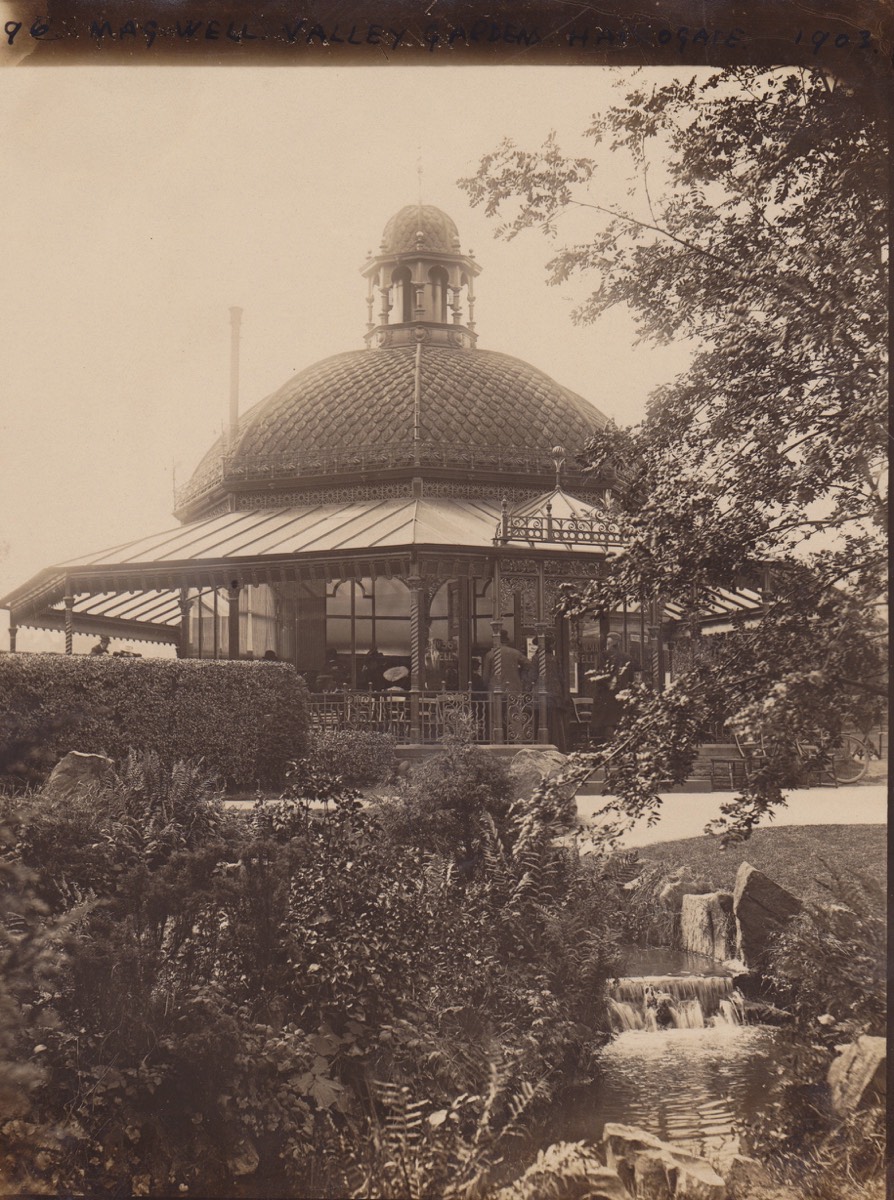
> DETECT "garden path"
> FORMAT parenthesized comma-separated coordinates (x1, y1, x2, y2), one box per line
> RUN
(576, 784, 887, 848)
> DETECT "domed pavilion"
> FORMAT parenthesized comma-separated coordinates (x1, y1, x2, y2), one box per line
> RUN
(1, 204, 761, 747)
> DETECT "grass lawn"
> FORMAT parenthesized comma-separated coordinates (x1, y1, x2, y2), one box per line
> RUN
(638, 824, 886, 904)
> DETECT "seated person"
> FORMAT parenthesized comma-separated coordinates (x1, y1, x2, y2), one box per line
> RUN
(322, 648, 348, 689)
(360, 646, 386, 690)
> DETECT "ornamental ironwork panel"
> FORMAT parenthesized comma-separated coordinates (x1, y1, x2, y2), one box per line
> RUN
(417, 553, 491, 579)
(175, 442, 605, 511)
(503, 691, 536, 744)
(498, 557, 540, 574)
(419, 692, 489, 743)
(235, 483, 410, 509)
(308, 691, 412, 742)
(202, 501, 233, 519)
(426, 482, 543, 503)
(543, 561, 597, 576)
(307, 690, 494, 745)
(500, 576, 538, 624)
(542, 576, 564, 615)
(502, 512, 626, 547)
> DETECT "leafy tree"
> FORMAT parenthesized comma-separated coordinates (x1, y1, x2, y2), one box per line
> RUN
(461, 66, 887, 839)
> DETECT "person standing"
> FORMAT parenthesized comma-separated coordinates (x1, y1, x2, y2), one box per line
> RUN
(589, 633, 633, 746)
(424, 640, 446, 691)
(360, 646, 386, 690)
(483, 629, 530, 693)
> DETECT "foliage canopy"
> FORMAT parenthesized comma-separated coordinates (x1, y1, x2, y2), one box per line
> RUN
(462, 66, 887, 839)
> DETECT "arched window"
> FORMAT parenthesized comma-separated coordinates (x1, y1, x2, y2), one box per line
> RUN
(392, 267, 412, 322)
(429, 266, 449, 322)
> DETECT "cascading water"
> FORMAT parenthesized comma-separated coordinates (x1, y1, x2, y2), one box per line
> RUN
(607, 973, 746, 1032)
(555, 948, 777, 1157)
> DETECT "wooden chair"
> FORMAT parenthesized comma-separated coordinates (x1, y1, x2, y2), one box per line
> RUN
(569, 697, 594, 750)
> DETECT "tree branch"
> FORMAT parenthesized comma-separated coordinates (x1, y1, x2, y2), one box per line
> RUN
(565, 197, 730, 267)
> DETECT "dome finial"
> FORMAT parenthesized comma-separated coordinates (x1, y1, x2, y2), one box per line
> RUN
(551, 445, 566, 488)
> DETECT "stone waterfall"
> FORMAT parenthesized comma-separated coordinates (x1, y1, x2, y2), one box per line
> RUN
(670, 863, 803, 970)
(607, 974, 745, 1032)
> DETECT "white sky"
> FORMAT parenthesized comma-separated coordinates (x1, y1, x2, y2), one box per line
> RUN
(0, 65, 695, 641)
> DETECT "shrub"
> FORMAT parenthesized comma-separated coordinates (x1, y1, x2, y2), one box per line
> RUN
(380, 740, 514, 862)
(11, 752, 231, 910)
(741, 868, 887, 1196)
(305, 728, 396, 788)
(0, 752, 623, 1197)
(0, 654, 310, 790)
(765, 867, 886, 1040)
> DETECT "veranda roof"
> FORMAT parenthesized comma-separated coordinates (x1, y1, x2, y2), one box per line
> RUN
(1, 497, 603, 642)
(3, 497, 765, 644)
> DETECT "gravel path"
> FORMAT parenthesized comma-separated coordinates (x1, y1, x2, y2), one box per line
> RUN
(575, 783, 887, 848)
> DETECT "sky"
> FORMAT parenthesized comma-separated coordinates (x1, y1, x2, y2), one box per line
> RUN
(0, 65, 695, 646)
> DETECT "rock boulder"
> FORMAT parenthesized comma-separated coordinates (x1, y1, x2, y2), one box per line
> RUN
(632, 1149, 676, 1200)
(732, 863, 801, 967)
(44, 751, 115, 798)
(669, 1155, 728, 1200)
(718, 1154, 773, 1198)
(507, 747, 568, 800)
(602, 1123, 726, 1200)
(492, 1142, 628, 1200)
(827, 1035, 886, 1115)
(680, 892, 734, 961)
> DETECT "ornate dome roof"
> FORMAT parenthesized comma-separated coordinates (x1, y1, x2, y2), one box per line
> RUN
(380, 205, 461, 254)
(179, 345, 609, 517)
(175, 203, 612, 520)
(235, 346, 603, 458)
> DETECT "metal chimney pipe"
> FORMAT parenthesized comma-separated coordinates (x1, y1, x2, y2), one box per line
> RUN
(228, 306, 243, 447)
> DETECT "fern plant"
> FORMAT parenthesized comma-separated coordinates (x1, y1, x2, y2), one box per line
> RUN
(766, 865, 886, 1039)
(349, 1060, 548, 1200)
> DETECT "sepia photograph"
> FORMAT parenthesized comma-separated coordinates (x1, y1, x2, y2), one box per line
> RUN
(0, 14, 888, 1199)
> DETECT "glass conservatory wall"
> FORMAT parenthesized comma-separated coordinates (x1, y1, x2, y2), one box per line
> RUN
(241, 584, 277, 658)
(191, 589, 229, 658)
(326, 578, 410, 655)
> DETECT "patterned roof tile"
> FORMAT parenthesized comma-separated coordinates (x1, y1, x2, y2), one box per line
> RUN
(380, 205, 461, 254)
(187, 345, 608, 494)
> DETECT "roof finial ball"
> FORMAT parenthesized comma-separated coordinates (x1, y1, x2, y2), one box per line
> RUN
(551, 445, 566, 488)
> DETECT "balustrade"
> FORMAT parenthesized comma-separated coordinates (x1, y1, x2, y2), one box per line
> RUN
(307, 688, 535, 745)
(175, 441, 597, 510)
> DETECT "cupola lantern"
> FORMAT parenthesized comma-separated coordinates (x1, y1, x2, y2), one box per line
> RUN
(361, 204, 481, 349)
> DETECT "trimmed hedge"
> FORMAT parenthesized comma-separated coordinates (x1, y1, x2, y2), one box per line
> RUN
(0, 654, 310, 790)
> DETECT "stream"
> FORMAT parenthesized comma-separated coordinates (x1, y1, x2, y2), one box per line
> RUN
(554, 948, 778, 1158)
